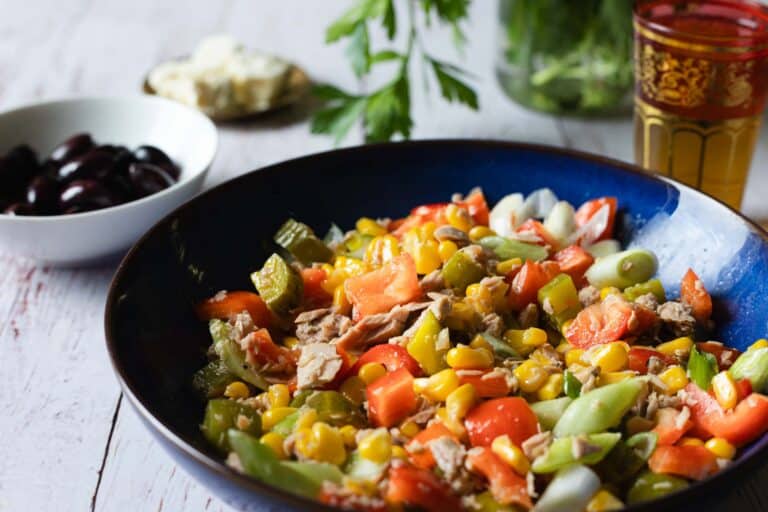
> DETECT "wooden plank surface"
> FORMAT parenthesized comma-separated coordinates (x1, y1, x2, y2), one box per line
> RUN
(0, 1, 766, 511)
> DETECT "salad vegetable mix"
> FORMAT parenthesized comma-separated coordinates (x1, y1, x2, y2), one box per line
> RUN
(193, 189, 768, 511)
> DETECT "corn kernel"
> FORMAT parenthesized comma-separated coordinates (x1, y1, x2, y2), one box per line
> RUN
(469, 334, 494, 353)
(339, 376, 366, 405)
(438, 240, 458, 262)
(445, 203, 472, 232)
(446, 344, 494, 370)
(283, 336, 300, 349)
(400, 420, 421, 438)
(504, 328, 548, 356)
(321, 269, 347, 295)
(560, 319, 574, 337)
(295, 422, 346, 465)
(262, 407, 298, 431)
(537, 372, 564, 401)
(465, 283, 494, 315)
(358, 362, 387, 385)
(392, 445, 408, 459)
(679, 437, 704, 447)
(514, 360, 549, 393)
(598, 371, 636, 386)
(320, 263, 335, 275)
(260, 432, 287, 459)
(356, 217, 387, 237)
(600, 287, 622, 300)
(491, 435, 530, 476)
(586, 489, 624, 512)
(446, 384, 477, 425)
(413, 240, 441, 275)
(266, 384, 290, 408)
(705, 437, 736, 460)
(339, 425, 358, 447)
(446, 301, 477, 331)
(468, 225, 496, 242)
(658, 365, 688, 394)
(656, 337, 693, 357)
(413, 369, 460, 402)
(364, 235, 400, 267)
(565, 348, 585, 367)
(590, 342, 629, 373)
(358, 428, 392, 464)
(712, 371, 738, 409)
(556, 341, 572, 354)
(224, 381, 250, 399)
(332, 285, 352, 315)
(295, 408, 318, 431)
(749, 339, 768, 351)
(335, 256, 369, 276)
(496, 258, 523, 275)
(420, 221, 437, 241)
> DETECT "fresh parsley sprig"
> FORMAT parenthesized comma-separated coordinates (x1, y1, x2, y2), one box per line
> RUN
(311, 0, 478, 144)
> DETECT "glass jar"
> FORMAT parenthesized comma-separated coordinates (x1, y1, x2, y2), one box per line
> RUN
(496, 0, 634, 115)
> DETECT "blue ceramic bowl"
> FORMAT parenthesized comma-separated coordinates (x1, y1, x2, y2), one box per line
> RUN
(105, 140, 768, 511)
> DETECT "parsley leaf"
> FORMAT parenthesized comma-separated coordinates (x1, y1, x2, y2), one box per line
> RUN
(310, 86, 367, 144)
(364, 75, 412, 142)
(346, 22, 370, 77)
(429, 58, 478, 109)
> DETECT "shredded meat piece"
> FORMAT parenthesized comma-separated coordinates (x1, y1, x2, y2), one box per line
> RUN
(518, 303, 540, 329)
(635, 293, 659, 312)
(571, 436, 602, 459)
(630, 380, 651, 417)
(480, 313, 505, 338)
(658, 394, 682, 408)
(572, 365, 600, 393)
(522, 432, 552, 460)
(658, 301, 696, 337)
(401, 399, 437, 426)
(320, 482, 388, 510)
(526, 472, 539, 499)
(645, 391, 660, 419)
(296, 343, 343, 389)
(333, 305, 415, 351)
(226, 452, 244, 473)
(647, 355, 665, 375)
(390, 294, 454, 345)
(429, 437, 466, 481)
(578, 285, 601, 307)
(420, 270, 446, 293)
(434, 225, 470, 245)
(295, 308, 353, 345)
(231, 311, 255, 341)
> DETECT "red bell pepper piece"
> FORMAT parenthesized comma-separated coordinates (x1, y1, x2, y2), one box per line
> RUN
(681, 268, 713, 324)
(627, 347, 676, 374)
(386, 464, 462, 512)
(685, 383, 768, 446)
(465, 397, 539, 448)
(458, 371, 514, 398)
(566, 295, 634, 348)
(345, 254, 422, 319)
(367, 367, 418, 428)
(245, 329, 295, 367)
(508, 260, 561, 311)
(406, 422, 458, 469)
(516, 219, 559, 249)
(349, 344, 422, 377)
(300, 267, 332, 308)
(195, 291, 272, 328)
(466, 447, 532, 509)
(696, 341, 741, 371)
(653, 407, 693, 446)
(574, 197, 617, 242)
(648, 445, 718, 481)
(553, 245, 594, 284)
(460, 189, 490, 226)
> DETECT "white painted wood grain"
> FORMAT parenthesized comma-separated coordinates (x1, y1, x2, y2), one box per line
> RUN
(1, 1, 767, 511)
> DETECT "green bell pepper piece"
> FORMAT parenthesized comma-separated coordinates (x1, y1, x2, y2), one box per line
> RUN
(477, 236, 548, 262)
(227, 430, 324, 499)
(626, 431, 658, 461)
(593, 436, 652, 485)
(251, 253, 303, 314)
(563, 369, 582, 399)
(623, 278, 666, 303)
(441, 249, 486, 291)
(274, 218, 333, 265)
(532, 432, 621, 473)
(729, 347, 768, 393)
(202, 399, 261, 452)
(531, 396, 572, 431)
(304, 391, 366, 427)
(210, 320, 269, 390)
(534, 465, 601, 512)
(688, 344, 718, 390)
(193, 360, 237, 398)
(272, 410, 301, 436)
(553, 378, 644, 437)
(407, 311, 448, 375)
(344, 451, 387, 482)
(282, 460, 344, 492)
(480, 333, 521, 361)
(289, 390, 313, 408)
(627, 470, 688, 504)
(585, 249, 658, 290)
(537, 274, 581, 329)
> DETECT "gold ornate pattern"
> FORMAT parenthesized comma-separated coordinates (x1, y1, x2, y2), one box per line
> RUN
(634, 21, 768, 54)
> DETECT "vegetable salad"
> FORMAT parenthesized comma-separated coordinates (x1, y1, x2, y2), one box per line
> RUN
(193, 188, 768, 511)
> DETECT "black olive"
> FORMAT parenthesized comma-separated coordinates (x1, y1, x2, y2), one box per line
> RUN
(50, 133, 94, 162)
(4, 202, 36, 216)
(59, 179, 116, 211)
(56, 150, 115, 183)
(128, 162, 175, 197)
(26, 175, 60, 214)
(134, 145, 173, 167)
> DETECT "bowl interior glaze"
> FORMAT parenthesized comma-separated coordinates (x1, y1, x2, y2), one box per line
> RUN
(106, 140, 768, 511)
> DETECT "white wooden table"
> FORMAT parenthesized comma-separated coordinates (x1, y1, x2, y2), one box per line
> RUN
(1, 1, 767, 511)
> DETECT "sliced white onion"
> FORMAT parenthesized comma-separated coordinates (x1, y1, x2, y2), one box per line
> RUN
(543, 201, 575, 248)
(585, 239, 622, 258)
(524, 188, 559, 219)
(489, 193, 524, 237)
(533, 464, 601, 512)
(567, 204, 610, 247)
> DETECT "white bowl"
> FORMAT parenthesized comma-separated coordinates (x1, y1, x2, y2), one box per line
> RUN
(0, 96, 217, 266)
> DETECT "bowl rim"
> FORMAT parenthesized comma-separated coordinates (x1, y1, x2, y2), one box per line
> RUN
(104, 139, 768, 512)
(0, 95, 218, 222)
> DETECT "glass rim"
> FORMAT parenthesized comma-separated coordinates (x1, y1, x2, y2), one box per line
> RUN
(634, 0, 768, 48)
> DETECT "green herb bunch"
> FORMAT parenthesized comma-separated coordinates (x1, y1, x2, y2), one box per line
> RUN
(311, 0, 478, 144)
